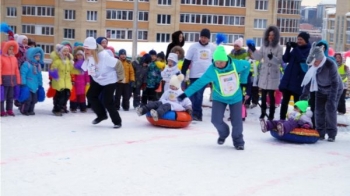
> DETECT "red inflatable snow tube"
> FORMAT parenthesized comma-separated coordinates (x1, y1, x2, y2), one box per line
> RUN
(270, 128, 320, 143)
(146, 111, 192, 128)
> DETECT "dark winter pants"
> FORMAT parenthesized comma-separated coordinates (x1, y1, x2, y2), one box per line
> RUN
(132, 86, 141, 108)
(309, 92, 316, 127)
(337, 90, 347, 114)
(314, 92, 339, 138)
(87, 79, 122, 125)
(261, 89, 275, 120)
(141, 88, 157, 106)
(140, 101, 171, 117)
(189, 78, 207, 120)
(211, 100, 245, 148)
(0, 86, 14, 112)
(70, 94, 87, 111)
(280, 89, 300, 120)
(250, 86, 260, 105)
(20, 92, 38, 114)
(53, 89, 70, 113)
(115, 83, 131, 110)
(266, 119, 298, 134)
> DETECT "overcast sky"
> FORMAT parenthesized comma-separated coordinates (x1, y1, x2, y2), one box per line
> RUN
(301, 0, 320, 6)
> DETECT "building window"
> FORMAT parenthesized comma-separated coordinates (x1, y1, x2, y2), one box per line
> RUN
(106, 29, 133, 40)
(347, 20, 350, 31)
(64, 28, 75, 39)
(138, 11, 149, 21)
(180, 13, 245, 26)
(157, 14, 171, 24)
(64, 10, 76, 20)
(253, 37, 263, 47)
(37, 43, 54, 54)
(22, 25, 35, 34)
(277, 0, 301, 15)
(87, 11, 98, 21)
(87, 0, 97, 2)
(280, 37, 297, 45)
(329, 20, 335, 29)
(181, 0, 245, 7)
(329, 32, 334, 42)
(7, 7, 17, 17)
(277, 18, 299, 33)
(183, 32, 200, 42)
(86, 29, 97, 38)
(138, 30, 148, 40)
(106, 10, 133, 20)
(156, 33, 170, 42)
(254, 19, 267, 29)
(40, 26, 54, 35)
(9, 25, 17, 34)
(255, 0, 268, 10)
(158, 0, 171, 5)
(346, 34, 350, 44)
(22, 6, 54, 16)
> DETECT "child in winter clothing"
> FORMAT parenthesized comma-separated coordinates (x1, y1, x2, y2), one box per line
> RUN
(141, 53, 162, 105)
(161, 53, 180, 91)
(132, 54, 151, 108)
(137, 74, 192, 121)
(115, 49, 135, 111)
(15, 34, 29, 68)
(155, 51, 166, 70)
(69, 47, 90, 113)
(49, 44, 80, 116)
(0, 40, 21, 116)
(19, 47, 44, 115)
(178, 46, 250, 150)
(149, 49, 157, 62)
(260, 100, 313, 136)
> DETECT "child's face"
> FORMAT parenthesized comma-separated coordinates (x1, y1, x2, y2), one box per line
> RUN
(62, 48, 69, 57)
(293, 107, 301, 112)
(157, 57, 162, 61)
(22, 38, 28, 45)
(168, 60, 175, 67)
(143, 62, 148, 67)
(101, 40, 108, 48)
(170, 85, 178, 90)
(7, 46, 14, 56)
(84, 48, 92, 56)
(34, 55, 40, 61)
(151, 55, 157, 61)
(76, 54, 84, 60)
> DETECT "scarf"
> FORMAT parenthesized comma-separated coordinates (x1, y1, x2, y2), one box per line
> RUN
(301, 56, 326, 92)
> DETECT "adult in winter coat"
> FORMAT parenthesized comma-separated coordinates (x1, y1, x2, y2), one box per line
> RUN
(178, 46, 250, 150)
(247, 25, 283, 120)
(279, 32, 311, 120)
(20, 47, 44, 115)
(165, 31, 185, 62)
(334, 53, 350, 115)
(300, 42, 343, 142)
(0, 40, 20, 116)
(181, 28, 216, 121)
(82, 37, 125, 128)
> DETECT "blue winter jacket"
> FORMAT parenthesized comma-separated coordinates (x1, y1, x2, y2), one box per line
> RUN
(20, 47, 44, 93)
(184, 58, 250, 105)
(146, 62, 161, 88)
(279, 43, 311, 95)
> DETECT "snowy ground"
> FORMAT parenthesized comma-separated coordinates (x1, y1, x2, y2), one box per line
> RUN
(1, 73, 350, 196)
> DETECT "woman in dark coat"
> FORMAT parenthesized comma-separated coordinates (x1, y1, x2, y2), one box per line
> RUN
(279, 32, 311, 120)
(165, 31, 185, 62)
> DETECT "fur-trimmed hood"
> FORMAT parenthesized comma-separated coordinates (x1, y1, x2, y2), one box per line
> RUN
(170, 46, 185, 60)
(171, 31, 185, 47)
(1, 40, 19, 55)
(263, 26, 280, 47)
(73, 46, 84, 57)
(26, 47, 44, 64)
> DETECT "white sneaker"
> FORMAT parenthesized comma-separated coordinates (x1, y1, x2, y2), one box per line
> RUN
(150, 109, 159, 121)
(136, 107, 143, 116)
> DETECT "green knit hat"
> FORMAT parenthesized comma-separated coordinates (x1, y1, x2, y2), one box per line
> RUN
(294, 100, 309, 113)
(213, 46, 228, 62)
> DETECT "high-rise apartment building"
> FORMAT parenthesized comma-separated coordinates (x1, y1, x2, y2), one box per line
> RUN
(1, 0, 301, 61)
(323, 0, 350, 51)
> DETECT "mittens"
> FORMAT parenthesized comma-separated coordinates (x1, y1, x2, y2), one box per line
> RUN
(49, 69, 59, 80)
(267, 52, 273, 60)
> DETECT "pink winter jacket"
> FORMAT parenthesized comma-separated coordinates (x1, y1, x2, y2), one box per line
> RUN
(72, 60, 90, 95)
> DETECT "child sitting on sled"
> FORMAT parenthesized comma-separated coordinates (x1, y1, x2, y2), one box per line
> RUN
(136, 74, 192, 121)
(260, 100, 313, 136)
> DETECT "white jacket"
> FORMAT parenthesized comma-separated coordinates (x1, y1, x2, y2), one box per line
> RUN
(161, 65, 180, 91)
(160, 88, 192, 111)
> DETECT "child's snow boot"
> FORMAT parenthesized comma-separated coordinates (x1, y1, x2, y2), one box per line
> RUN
(150, 109, 159, 121)
(7, 110, 15, 116)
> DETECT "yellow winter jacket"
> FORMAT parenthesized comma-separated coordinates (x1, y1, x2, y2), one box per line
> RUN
(119, 59, 135, 83)
(50, 52, 80, 90)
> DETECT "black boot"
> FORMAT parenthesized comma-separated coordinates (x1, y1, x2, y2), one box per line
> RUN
(268, 106, 275, 120)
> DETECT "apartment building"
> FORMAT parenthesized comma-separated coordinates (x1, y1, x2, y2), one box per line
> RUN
(1, 0, 301, 60)
(323, 0, 350, 51)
